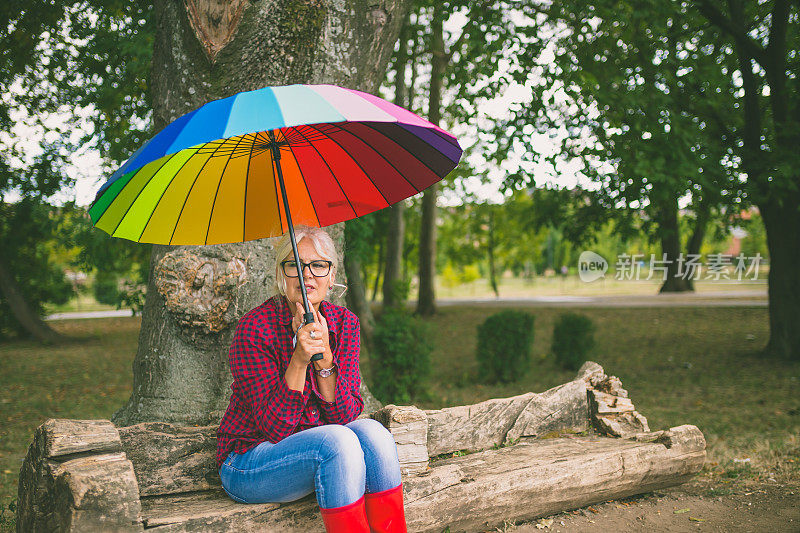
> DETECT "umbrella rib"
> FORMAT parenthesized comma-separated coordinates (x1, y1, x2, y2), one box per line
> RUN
(292, 127, 358, 218)
(109, 156, 174, 237)
(305, 124, 392, 206)
(283, 133, 322, 227)
(242, 133, 256, 242)
(204, 134, 249, 245)
(267, 131, 285, 233)
(168, 140, 227, 245)
(332, 123, 422, 194)
(136, 149, 200, 242)
(358, 122, 448, 181)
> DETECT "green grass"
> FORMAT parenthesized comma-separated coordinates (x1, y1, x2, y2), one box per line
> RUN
(1, 304, 797, 530)
(416, 305, 799, 485)
(0, 317, 140, 525)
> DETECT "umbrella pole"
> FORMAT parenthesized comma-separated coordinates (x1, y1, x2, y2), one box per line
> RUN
(269, 133, 323, 362)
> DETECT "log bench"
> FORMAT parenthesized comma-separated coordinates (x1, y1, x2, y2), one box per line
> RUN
(16, 362, 706, 532)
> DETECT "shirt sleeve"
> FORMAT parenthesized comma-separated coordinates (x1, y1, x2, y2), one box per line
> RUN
(312, 311, 364, 424)
(229, 318, 306, 442)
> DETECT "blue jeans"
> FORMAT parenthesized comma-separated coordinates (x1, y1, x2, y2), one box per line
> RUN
(219, 418, 402, 509)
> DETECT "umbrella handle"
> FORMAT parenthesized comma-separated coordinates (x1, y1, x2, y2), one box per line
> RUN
(269, 133, 324, 364)
(304, 311, 324, 362)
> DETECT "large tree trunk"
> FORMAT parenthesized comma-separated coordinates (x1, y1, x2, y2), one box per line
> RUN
(656, 195, 692, 293)
(344, 244, 375, 348)
(416, 3, 444, 317)
(0, 255, 63, 343)
(370, 237, 384, 301)
(487, 205, 499, 297)
(759, 194, 800, 360)
(383, 204, 406, 308)
(383, 16, 409, 309)
(683, 197, 710, 291)
(695, 0, 798, 359)
(112, 0, 409, 426)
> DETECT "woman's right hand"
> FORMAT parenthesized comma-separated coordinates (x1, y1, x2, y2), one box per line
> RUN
(291, 302, 326, 366)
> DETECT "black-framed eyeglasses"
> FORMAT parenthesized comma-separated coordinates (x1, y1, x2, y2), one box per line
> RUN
(281, 259, 333, 278)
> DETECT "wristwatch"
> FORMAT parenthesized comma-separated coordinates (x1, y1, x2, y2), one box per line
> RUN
(316, 362, 337, 378)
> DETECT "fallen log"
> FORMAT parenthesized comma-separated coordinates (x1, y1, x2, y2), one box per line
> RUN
(132, 424, 705, 533)
(406, 425, 704, 532)
(16, 362, 704, 532)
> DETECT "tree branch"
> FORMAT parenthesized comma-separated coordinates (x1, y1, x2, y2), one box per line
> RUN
(695, 0, 767, 66)
(767, 0, 790, 61)
(765, 0, 791, 135)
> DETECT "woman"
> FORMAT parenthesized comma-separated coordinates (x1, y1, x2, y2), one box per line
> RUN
(216, 226, 407, 533)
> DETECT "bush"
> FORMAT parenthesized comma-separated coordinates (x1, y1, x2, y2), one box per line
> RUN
(93, 271, 121, 306)
(551, 312, 595, 371)
(370, 308, 432, 404)
(441, 263, 461, 288)
(476, 310, 535, 383)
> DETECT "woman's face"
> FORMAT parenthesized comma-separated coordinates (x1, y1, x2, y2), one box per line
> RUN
(281, 237, 334, 309)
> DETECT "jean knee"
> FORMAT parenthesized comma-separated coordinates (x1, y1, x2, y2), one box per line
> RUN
(319, 425, 365, 467)
(349, 418, 397, 455)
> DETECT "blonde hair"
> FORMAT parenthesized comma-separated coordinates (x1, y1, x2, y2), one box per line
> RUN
(273, 226, 345, 298)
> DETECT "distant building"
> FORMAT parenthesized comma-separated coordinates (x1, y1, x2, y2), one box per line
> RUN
(724, 207, 758, 256)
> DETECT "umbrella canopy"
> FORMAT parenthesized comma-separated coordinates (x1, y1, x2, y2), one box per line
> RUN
(89, 83, 462, 245)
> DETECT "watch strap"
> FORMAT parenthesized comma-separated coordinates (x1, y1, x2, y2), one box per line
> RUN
(316, 362, 337, 377)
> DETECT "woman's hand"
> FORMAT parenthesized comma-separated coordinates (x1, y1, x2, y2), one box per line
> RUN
(291, 302, 332, 367)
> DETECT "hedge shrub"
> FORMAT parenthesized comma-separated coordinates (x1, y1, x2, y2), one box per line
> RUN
(476, 310, 535, 383)
(93, 272, 121, 306)
(370, 308, 432, 404)
(551, 312, 595, 371)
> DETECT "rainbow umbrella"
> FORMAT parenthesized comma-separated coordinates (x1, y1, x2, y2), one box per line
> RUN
(89, 83, 462, 358)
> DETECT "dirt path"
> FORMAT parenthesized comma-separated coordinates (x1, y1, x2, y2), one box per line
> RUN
(503, 480, 799, 533)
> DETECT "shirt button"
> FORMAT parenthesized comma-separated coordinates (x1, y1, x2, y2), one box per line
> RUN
(311, 409, 317, 415)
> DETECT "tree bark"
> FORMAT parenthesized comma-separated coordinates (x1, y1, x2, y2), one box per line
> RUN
(416, 3, 444, 317)
(0, 254, 63, 343)
(112, 0, 409, 426)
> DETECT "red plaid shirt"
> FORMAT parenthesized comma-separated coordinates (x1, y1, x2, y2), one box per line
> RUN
(215, 295, 363, 470)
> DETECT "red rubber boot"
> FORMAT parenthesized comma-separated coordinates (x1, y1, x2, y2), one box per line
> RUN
(364, 483, 407, 533)
(319, 494, 370, 533)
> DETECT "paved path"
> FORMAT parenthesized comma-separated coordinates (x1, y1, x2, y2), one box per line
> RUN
(46, 309, 135, 320)
(438, 289, 767, 308)
(46, 290, 767, 321)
